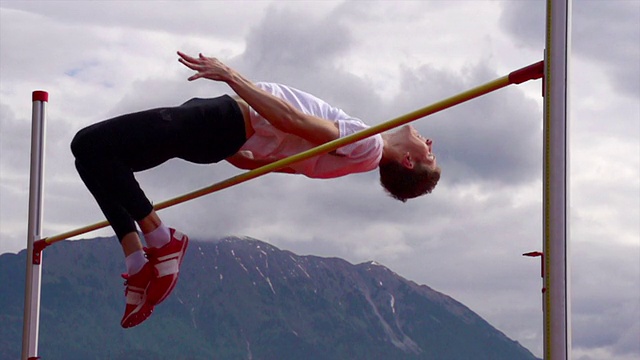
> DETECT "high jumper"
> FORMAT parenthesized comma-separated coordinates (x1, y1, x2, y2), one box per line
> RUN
(69, 51, 442, 328)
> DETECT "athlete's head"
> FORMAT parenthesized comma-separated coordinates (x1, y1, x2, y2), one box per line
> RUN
(379, 125, 441, 202)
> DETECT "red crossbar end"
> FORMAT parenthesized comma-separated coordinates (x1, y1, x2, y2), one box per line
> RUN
(508, 61, 544, 84)
(28, 357, 42, 360)
(33, 239, 50, 265)
(523, 251, 543, 257)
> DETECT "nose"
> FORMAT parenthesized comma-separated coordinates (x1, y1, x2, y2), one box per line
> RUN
(426, 138, 433, 153)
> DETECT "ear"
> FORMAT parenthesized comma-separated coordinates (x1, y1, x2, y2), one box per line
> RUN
(401, 153, 414, 169)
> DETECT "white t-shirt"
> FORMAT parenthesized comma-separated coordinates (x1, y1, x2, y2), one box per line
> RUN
(239, 82, 383, 179)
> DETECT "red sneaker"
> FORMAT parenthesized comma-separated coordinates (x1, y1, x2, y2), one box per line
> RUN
(120, 262, 154, 328)
(145, 228, 189, 305)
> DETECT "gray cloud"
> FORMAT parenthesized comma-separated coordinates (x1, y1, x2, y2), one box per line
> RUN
(500, 1, 640, 98)
(238, 5, 383, 121)
(243, 6, 351, 70)
(0, 104, 34, 252)
(573, 1, 640, 98)
(0, 104, 30, 172)
(392, 62, 543, 185)
(572, 241, 640, 356)
(0, 0, 266, 40)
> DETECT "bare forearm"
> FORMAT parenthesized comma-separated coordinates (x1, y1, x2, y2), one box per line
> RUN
(178, 51, 339, 144)
(178, 51, 297, 131)
(224, 72, 308, 136)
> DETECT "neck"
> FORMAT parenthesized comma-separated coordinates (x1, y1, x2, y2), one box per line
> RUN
(380, 133, 402, 165)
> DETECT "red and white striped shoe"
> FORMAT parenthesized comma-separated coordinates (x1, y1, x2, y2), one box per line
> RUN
(144, 228, 189, 305)
(120, 262, 154, 328)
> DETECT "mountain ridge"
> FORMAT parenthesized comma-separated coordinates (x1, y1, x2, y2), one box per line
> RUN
(0, 236, 539, 359)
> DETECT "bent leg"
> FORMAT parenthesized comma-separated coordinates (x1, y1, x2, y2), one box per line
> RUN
(71, 96, 246, 325)
(70, 95, 247, 241)
(74, 159, 141, 241)
(70, 107, 177, 241)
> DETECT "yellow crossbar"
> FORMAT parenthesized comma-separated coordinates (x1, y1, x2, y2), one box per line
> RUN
(40, 61, 543, 246)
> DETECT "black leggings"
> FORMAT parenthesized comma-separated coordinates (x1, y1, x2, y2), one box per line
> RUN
(71, 95, 246, 241)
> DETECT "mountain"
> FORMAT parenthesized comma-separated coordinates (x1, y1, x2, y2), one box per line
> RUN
(1, 236, 539, 360)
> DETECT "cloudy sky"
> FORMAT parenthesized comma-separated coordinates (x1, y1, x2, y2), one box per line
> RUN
(1, 1, 638, 359)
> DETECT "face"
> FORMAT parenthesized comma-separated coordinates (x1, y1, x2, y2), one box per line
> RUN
(397, 125, 437, 169)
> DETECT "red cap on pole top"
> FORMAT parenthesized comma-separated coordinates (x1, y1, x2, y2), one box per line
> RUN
(32, 90, 49, 102)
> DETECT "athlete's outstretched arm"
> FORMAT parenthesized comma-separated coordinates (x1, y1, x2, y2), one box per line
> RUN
(177, 51, 339, 145)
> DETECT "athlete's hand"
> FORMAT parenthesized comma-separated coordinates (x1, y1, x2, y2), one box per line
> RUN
(177, 51, 234, 82)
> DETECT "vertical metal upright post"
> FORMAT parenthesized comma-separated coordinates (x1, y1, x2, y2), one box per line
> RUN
(543, 0, 571, 359)
(22, 90, 48, 360)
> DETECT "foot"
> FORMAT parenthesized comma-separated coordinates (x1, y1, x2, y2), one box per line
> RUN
(120, 262, 154, 328)
(144, 228, 189, 305)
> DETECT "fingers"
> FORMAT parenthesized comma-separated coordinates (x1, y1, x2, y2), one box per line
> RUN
(177, 51, 225, 82)
(177, 51, 198, 63)
(177, 51, 206, 69)
(178, 51, 203, 81)
(177, 51, 211, 63)
(178, 58, 200, 73)
(177, 55, 202, 81)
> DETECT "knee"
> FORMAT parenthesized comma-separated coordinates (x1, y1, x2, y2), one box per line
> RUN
(70, 127, 94, 160)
